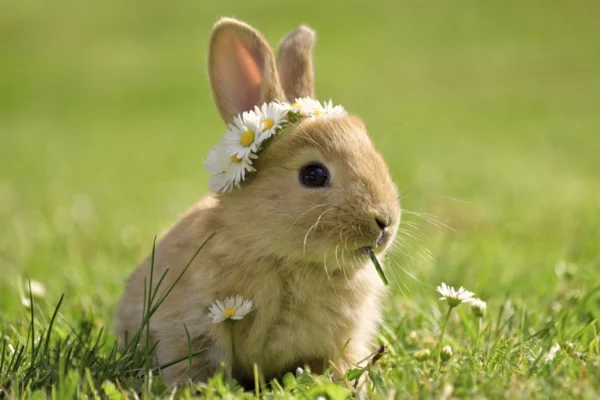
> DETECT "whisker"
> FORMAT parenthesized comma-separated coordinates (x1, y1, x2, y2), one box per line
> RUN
(403, 209, 454, 232)
(323, 249, 336, 293)
(335, 245, 350, 283)
(391, 259, 433, 289)
(303, 208, 334, 256)
(291, 203, 329, 226)
(396, 229, 424, 241)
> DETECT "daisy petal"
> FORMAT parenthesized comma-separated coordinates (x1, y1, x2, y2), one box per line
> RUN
(207, 295, 255, 324)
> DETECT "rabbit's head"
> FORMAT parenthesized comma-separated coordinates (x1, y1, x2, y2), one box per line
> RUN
(207, 18, 400, 268)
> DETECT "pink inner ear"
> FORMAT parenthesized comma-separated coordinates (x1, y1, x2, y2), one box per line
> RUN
(233, 39, 263, 94)
(224, 35, 264, 113)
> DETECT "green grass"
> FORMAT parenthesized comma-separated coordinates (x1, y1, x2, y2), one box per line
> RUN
(1, 0, 600, 397)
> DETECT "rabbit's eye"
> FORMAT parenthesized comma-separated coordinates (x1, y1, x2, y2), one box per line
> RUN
(300, 163, 329, 188)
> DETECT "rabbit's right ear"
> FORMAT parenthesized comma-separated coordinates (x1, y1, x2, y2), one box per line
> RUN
(208, 18, 285, 123)
(277, 26, 316, 101)
(209, 18, 285, 123)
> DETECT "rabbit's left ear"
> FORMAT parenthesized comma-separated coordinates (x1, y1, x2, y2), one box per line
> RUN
(209, 18, 285, 123)
(277, 25, 316, 101)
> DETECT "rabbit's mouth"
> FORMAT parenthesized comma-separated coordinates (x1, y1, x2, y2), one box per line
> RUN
(356, 231, 393, 255)
(357, 246, 370, 254)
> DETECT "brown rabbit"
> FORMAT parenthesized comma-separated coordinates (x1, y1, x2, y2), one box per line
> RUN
(115, 17, 401, 388)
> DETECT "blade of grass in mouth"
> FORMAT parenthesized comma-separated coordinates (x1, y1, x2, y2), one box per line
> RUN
(368, 248, 388, 286)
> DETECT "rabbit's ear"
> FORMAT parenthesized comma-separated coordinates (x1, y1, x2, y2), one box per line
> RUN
(209, 18, 285, 123)
(277, 26, 316, 101)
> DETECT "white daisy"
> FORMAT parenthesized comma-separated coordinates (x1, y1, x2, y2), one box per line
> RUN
(205, 144, 230, 174)
(254, 101, 288, 140)
(21, 297, 32, 308)
(23, 280, 47, 298)
(210, 154, 257, 193)
(290, 97, 323, 117)
(436, 282, 475, 307)
(471, 298, 487, 318)
(222, 111, 263, 159)
(208, 295, 254, 323)
(208, 172, 228, 193)
(545, 343, 561, 362)
(205, 144, 257, 192)
(321, 100, 347, 119)
(224, 153, 257, 191)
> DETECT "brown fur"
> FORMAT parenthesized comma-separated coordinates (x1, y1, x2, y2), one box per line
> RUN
(115, 18, 401, 387)
(277, 25, 316, 100)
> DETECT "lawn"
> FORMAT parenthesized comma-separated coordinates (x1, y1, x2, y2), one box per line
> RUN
(1, 0, 599, 398)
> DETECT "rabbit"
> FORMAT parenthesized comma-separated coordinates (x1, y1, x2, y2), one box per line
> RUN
(114, 17, 401, 389)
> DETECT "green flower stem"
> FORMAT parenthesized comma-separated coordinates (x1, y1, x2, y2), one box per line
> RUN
(228, 321, 236, 380)
(437, 306, 454, 370)
(474, 318, 482, 351)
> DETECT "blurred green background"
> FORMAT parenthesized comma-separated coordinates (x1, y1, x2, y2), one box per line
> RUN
(1, 0, 599, 323)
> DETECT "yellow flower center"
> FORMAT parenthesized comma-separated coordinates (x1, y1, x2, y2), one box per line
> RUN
(314, 109, 323, 116)
(224, 307, 237, 318)
(292, 102, 301, 109)
(261, 119, 274, 131)
(240, 130, 254, 146)
(230, 154, 242, 163)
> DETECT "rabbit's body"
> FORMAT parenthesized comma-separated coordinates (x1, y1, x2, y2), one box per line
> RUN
(116, 18, 401, 388)
(117, 194, 384, 384)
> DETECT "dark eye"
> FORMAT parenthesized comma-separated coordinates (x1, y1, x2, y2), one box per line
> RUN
(300, 163, 329, 188)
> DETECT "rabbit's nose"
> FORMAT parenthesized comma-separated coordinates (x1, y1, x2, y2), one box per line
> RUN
(373, 213, 395, 246)
(374, 215, 390, 231)
(375, 216, 389, 231)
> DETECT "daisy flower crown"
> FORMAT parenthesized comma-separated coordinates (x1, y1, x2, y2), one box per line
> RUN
(205, 97, 347, 193)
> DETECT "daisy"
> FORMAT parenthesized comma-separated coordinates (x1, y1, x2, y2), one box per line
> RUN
(471, 297, 487, 349)
(414, 349, 431, 361)
(435, 282, 476, 367)
(222, 111, 263, 159)
(208, 156, 256, 193)
(254, 101, 288, 140)
(437, 282, 475, 308)
(224, 153, 257, 191)
(28, 280, 46, 297)
(321, 100, 347, 119)
(440, 345, 452, 362)
(205, 144, 230, 175)
(471, 298, 487, 318)
(208, 172, 228, 193)
(545, 343, 561, 362)
(205, 145, 257, 192)
(290, 97, 324, 117)
(208, 295, 254, 323)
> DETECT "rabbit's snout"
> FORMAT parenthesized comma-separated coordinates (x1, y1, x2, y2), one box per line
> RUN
(369, 210, 398, 248)
(374, 215, 392, 246)
(375, 215, 389, 231)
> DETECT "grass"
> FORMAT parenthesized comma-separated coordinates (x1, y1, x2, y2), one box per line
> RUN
(1, 0, 599, 397)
